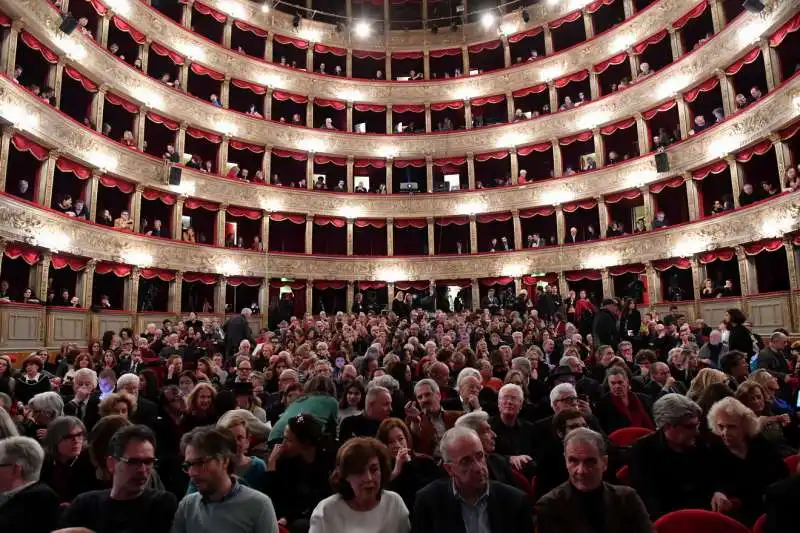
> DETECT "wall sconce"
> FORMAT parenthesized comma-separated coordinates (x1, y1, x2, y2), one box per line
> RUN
(583, 253, 620, 269)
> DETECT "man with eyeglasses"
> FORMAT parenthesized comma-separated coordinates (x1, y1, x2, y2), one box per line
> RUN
(532, 383, 603, 457)
(60, 425, 177, 532)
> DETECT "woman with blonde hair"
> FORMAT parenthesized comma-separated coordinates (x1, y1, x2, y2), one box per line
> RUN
(98, 391, 136, 420)
(749, 368, 792, 414)
(180, 382, 218, 432)
(735, 380, 795, 456)
(707, 396, 789, 525)
(686, 368, 728, 402)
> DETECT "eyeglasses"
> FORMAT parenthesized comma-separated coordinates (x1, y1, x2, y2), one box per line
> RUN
(181, 456, 218, 473)
(61, 432, 85, 441)
(556, 396, 579, 404)
(116, 456, 158, 468)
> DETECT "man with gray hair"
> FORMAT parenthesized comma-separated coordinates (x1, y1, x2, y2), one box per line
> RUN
(0, 436, 60, 531)
(222, 307, 255, 359)
(405, 378, 462, 457)
(117, 373, 159, 427)
(412, 426, 533, 533)
(339, 385, 393, 441)
(757, 331, 791, 382)
(537, 428, 653, 532)
(64, 368, 101, 430)
(442, 368, 483, 413)
(629, 394, 732, 519)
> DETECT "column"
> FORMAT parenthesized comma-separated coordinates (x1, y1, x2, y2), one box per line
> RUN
(583, 10, 594, 39)
(588, 71, 600, 101)
(304, 214, 313, 254)
(593, 128, 605, 167)
(555, 204, 566, 244)
(426, 217, 435, 256)
(387, 282, 395, 302)
(601, 268, 613, 298)
(684, 173, 701, 220)
(49, 59, 65, 109)
(306, 96, 314, 128)
(512, 210, 522, 250)
(635, 113, 650, 155)
(668, 28, 683, 61)
(551, 139, 563, 177)
(717, 70, 734, 117)
(597, 197, 609, 237)
(87, 172, 100, 223)
(131, 185, 144, 233)
(783, 237, 799, 331)
(547, 82, 558, 114)
(346, 281, 354, 313)
(176, 123, 187, 155)
(771, 134, 789, 188)
(676, 99, 691, 140)
(471, 279, 480, 311)
(38, 150, 58, 207)
(469, 215, 478, 254)
(461, 45, 470, 74)
(709, 0, 725, 33)
(501, 35, 511, 68)
(90, 86, 107, 132)
(387, 218, 394, 256)
(386, 158, 393, 193)
(262, 147, 272, 181)
(0, 127, 12, 192)
(220, 76, 231, 109)
(1, 20, 22, 77)
(134, 108, 147, 151)
(179, 62, 189, 92)
(37, 252, 51, 304)
(139, 40, 150, 74)
(261, 211, 270, 248)
(385, 104, 393, 134)
(97, 14, 110, 48)
(622, 0, 634, 18)
(690, 256, 703, 303)
(725, 156, 743, 208)
(215, 277, 227, 314)
(424, 103, 432, 132)
(543, 25, 554, 56)
(628, 51, 640, 81)
(216, 204, 227, 247)
(510, 149, 519, 184)
(466, 153, 476, 189)
(421, 0, 428, 25)
(645, 262, 660, 303)
(385, 54, 392, 80)
(305, 281, 313, 316)
(306, 156, 314, 190)
(425, 156, 433, 192)
(306, 46, 313, 72)
(126, 267, 140, 312)
(506, 91, 515, 122)
(640, 186, 654, 229)
(170, 272, 183, 313)
(346, 50, 352, 78)
(259, 280, 268, 328)
(80, 260, 96, 311)
(181, 0, 194, 28)
(735, 246, 752, 296)
(346, 156, 354, 192)
(558, 272, 569, 297)
(222, 19, 233, 49)
(218, 136, 230, 175)
(265, 33, 273, 62)
(346, 101, 353, 132)
(172, 197, 184, 240)
(346, 219, 354, 256)
(423, 49, 430, 80)
(514, 277, 523, 296)
(464, 101, 472, 129)
(761, 38, 780, 89)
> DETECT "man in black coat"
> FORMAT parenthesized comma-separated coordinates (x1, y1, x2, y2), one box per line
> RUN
(592, 299, 620, 350)
(412, 427, 533, 533)
(757, 332, 791, 380)
(765, 473, 800, 533)
(222, 308, 256, 358)
(0, 436, 61, 533)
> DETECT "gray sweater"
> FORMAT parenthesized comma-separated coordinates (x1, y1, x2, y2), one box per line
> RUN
(170, 482, 278, 533)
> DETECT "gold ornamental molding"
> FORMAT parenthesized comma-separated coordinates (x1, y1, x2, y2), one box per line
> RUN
(0, 191, 797, 280)
(1, 71, 798, 217)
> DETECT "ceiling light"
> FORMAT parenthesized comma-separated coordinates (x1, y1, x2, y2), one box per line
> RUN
(481, 12, 496, 29)
(354, 20, 371, 38)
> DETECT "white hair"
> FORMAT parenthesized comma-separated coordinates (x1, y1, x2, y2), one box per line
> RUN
(369, 375, 399, 393)
(414, 378, 440, 395)
(366, 385, 392, 404)
(73, 367, 98, 388)
(117, 373, 140, 390)
(499, 383, 524, 400)
(28, 392, 64, 418)
(455, 411, 490, 432)
(456, 367, 481, 388)
(550, 383, 577, 409)
(241, 308, 252, 316)
(0, 437, 44, 483)
(440, 426, 481, 463)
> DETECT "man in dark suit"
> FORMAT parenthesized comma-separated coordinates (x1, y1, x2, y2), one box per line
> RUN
(765, 473, 800, 533)
(412, 427, 533, 533)
(63, 367, 102, 431)
(0, 436, 61, 533)
(222, 308, 256, 359)
(405, 379, 462, 457)
(536, 428, 654, 533)
(117, 373, 159, 428)
(757, 332, 791, 381)
(592, 298, 620, 350)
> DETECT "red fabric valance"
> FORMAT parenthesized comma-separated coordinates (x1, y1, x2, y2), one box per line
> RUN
(519, 206, 555, 218)
(554, 70, 589, 88)
(433, 156, 466, 167)
(549, 10, 582, 29)
(472, 94, 505, 107)
(468, 40, 501, 54)
(743, 239, 783, 255)
(395, 281, 431, 291)
(233, 19, 267, 37)
(11, 134, 49, 161)
(609, 264, 645, 276)
(779, 121, 800, 141)
(184, 198, 219, 211)
(354, 219, 386, 228)
(146, 111, 179, 130)
(270, 213, 306, 224)
(683, 76, 719, 103)
(437, 279, 473, 288)
(586, 0, 615, 12)
(431, 101, 464, 111)
(735, 140, 772, 163)
(605, 189, 642, 203)
(653, 257, 692, 271)
(354, 159, 386, 169)
(232, 78, 267, 95)
(194, 2, 227, 22)
(512, 84, 548, 98)
(98, 175, 135, 194)
(725, 47, 762, 75)
(95, 262, 132, 277)
(314, 154, 346, 166)
(698, 248, 735, 263)
(649, 177, 684, 194)
(393, 104, 425, 113)
(64, 66, 98, 93)
(523, 274, 557, 285)
(20, 31, 57, 63)
(272, 148, 308, 161)
(508, 26, 543, 43)
(429, 47, 461, 58)
(87, 0, 108, 14)
(692, 160, 728, 180)
(517, 142, 552, 156)
(227, 206, 261, 220)
(142, 188, 176, 205)
(186, 127, 222, 143)
(273, 34, 308, 49)
(0, 12, 9, 27)
(354, 103, 386, 112)
(314, 216, 346, 228)
(272, 90, 308, 104)
(393, 159, 425, 168)
(358, 281, 386, 289)
(633, 29, 668, 55)
(392, 51, 423, 60)
(112, 17, 146, 44)
(560, 131, 593, 145)
(269, 280, 306, 289)
(150, 42, 185, 65)
(479, 277, 514, 287)
(314, 280, 346, 290)
(227, 276, 262, 287)
(563, 199, 598, 212)
(672, 0, 708, 30)
(190, 62, 224, 81)
(565, 270, 601, 281)
(315, 98, 346, 110)
(600, 118, 636, 135)
(643, 100, 677, 120)
(4, 243, 40, 265)
(183, 272, 218, 284)
(770, 12, 800, 47)
(394, 218, 427, 229)
(140, 268, 176, 281)
(106, 92, 139, 113)
(51, 254, 87, 271)
(352, 49, 385, 60)
(476, 212, 512, 223)
(230, 140, 265, 153)
(56, 157, 91, 180)
(475, 150, 509, 162)
(436, 216, 469, 226)
(594, 53, 628, 74)
(314, 43, 346, 56)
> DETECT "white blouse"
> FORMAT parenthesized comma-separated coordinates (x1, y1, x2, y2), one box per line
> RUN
(309, 490, 410, 533)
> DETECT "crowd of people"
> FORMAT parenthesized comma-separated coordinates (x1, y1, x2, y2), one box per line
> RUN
(0, 292, 799, 533)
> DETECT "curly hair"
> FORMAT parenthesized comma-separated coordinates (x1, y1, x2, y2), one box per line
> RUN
(330, 437, 392, 500)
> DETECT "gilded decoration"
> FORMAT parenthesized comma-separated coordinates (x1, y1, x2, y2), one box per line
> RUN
(0, 192, 798, 280)
(1, 73, 798, 218)
(1, 0, 788, 126)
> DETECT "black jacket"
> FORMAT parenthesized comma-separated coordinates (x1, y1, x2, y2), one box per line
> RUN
(0, 483, 60, 533)
(132, 396, 160, 428)
(757, 347, 791, 380)
(412, 479, 533, 533)
(765, 473, 800, 533)
(592, 308, 619, 349)
(63, 392, 102, 431)
(389, 456, 444, 515)
(222, 314, 255, 358)
(728, 324, 755, 356)
(593, 392, 653, 435)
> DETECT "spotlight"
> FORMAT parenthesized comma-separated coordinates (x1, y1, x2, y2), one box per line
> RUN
(430, 23, 438, 34)
(292, 13, 301, 27)
(522, 8, 530, 23)
(354, 20, 371, 38)
(481, 12, 495, 29)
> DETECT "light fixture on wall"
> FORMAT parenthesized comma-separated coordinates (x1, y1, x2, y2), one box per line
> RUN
(261, 2, 270, 13)
(0, 103, 38, 130)
(583, 253, 620, 269)
(354, 20, 371, 38)
(481, 12, 496, 29)
(218, 259, 241, 277)
(123, 250, 154, 267)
